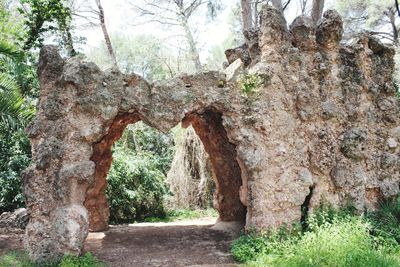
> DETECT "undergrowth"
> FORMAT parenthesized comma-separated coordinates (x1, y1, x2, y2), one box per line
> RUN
(143, 208, 218, 223)
(0, 252, 106, 267)
(238, 73, 263, 97)
(231, 198, 400, 267)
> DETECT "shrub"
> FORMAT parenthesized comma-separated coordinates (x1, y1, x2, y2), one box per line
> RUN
(106, 122, 175, 224)
(238, 73, 263, 97)
(0, 251, 34, 267)
(231, 202, 400, 267)
(231, 233, 269, 263)
(0, 128, 31, 213)
(231, 225, 301, 263)
(367, 196, 400, 250)
(143, 208, 218, 222)
(59, 252, 106, 267)
(107, 150, 169, 224)
(0, 251, 105, 267)
(275, 218, 399, 267)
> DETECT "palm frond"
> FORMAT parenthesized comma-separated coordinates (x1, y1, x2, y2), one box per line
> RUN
(0, 40, 24, 61)
(0, 72, 35, 131)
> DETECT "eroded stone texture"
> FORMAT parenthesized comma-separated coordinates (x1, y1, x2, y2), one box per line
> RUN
(24, 6, 400, 262)
(183, 110, 246, 222)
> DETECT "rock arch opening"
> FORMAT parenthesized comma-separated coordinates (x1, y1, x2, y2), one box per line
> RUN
(84, 108, 246, 232)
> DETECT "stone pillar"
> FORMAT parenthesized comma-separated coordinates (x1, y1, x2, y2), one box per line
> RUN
(22, 46, 94, 263)
(85, 114, 140, 232)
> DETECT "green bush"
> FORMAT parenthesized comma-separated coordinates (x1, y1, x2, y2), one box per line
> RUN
(59, 252, 106, 267)
(231, 201, 400, 267)
(274, 218, 399, 267)
(238, 73, 263, 97)
(0, 251, 105, 267)
(367, 196, 400, 250)
(0, 251, 34, 267)
(143, 208, 218, 223)
(0, 128, 31, 213)
(231, 233, 269, 263)
(106, 122, 175, 224)
(107, 150, 169, 224)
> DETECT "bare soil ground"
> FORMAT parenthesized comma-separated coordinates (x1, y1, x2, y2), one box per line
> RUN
(0, 218, 238, 267)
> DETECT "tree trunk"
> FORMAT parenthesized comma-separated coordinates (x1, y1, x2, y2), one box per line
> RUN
(241, 0, 253, 34)
(300, 0, 308, 15)
(271, 0, 283, 12)
(63, 29, 76, 57)
(389, 9, 399, 45)
(311, 0, 325, 24)
(96, 0, 118, 68)
(180, 14, 202, 72)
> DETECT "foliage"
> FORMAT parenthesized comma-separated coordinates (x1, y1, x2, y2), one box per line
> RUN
(0, 3, 38, 214)
(336, 0, 398, 43)
(271, 218, 400, 267)
(88, 34, 178, 81)
(59, 252, 106, 267)
(118, 122, 175, 175)
(106, 122, 175, 224)
(18, 0, 76, 53)
(143, 208, 218, 222)
(231, 201, 400, 267)
(0, 251, 106, 267)
(231, 232, 269, 263)
(231, 225, 302, 263)
(0, 1, 25, 46)
(0, 127, 31, 213)
(367, 197, 400, 249)
(0, 21, 37, 131)
(0, 250, 34, 267)
(239, 73, 263, 97)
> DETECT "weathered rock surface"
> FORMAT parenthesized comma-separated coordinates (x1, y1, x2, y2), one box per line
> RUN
(23, 6, 400, 263)
(0, 208, 28, 230)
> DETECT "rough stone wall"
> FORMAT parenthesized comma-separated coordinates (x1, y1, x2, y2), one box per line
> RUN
(23, 6, 400, 263)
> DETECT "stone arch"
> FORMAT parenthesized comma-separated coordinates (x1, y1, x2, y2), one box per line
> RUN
(22, 6, 400, 263)
(85, 107, 246, 232)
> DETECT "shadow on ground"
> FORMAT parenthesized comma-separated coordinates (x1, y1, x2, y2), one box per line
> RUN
(84, 218, 238, 267)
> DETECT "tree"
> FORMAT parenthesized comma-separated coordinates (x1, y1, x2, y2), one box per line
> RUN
(94, 0, 117, 68)
(69, 0, 118, 68)
(18, 0, 77, 55)
(311, 0, 324, 23)
(88, 34, 180, 80)
(0, 2, 36, 213)
(337, 0, 399, 45)
(106, 122, 175, 223)
(271, 0, 283, 11)
(131, 0, 222, 72)
(241, 0, 252, 34)
(239, 0, 293, 41)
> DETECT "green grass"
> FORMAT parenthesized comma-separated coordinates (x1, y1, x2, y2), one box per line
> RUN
(231, 199, 400, 267)
(142, 208, 218, 223)
(0, 252, 106, 267)
(0, 251, 34, 267)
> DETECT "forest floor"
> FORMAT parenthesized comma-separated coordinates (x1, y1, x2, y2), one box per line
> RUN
(0, 217, 238, 267)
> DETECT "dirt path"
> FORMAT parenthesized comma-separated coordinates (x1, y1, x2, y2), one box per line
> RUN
(0, 218, 238, 266)
(84, 217, 238, 267)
